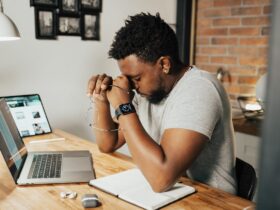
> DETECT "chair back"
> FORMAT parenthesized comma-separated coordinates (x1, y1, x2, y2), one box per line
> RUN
(236, 158, 257, 200)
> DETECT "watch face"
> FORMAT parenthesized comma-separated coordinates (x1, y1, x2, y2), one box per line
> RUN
(115, 103, 136, 119)
(120, 104, 132, 113)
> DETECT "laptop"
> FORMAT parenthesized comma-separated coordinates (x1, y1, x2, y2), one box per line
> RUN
(0, 94, 52, 137)
(0, 99, 95, 185)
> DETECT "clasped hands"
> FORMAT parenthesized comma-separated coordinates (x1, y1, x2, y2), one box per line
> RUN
(87, 74, 134, 109)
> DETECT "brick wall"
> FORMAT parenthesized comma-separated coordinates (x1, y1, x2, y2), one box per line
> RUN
(194, 0, 271, 107)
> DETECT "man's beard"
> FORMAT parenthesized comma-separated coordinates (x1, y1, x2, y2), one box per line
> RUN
(146, 77, 168, 104)
(147, 88, 168, 104)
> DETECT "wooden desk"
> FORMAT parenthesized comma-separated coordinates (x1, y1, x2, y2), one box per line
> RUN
(0, 129, 254, 210)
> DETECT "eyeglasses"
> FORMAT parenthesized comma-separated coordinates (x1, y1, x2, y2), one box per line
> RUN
(86, 84, 133, 132)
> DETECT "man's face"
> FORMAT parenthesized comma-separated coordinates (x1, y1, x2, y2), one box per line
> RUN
(117, 55, 167, 104)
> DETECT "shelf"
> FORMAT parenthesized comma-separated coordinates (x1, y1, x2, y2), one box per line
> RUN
(233, 118, 262, 137)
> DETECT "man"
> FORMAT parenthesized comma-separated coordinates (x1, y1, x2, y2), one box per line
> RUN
(87, 13, 237, 194)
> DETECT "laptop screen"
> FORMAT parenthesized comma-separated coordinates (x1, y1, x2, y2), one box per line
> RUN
(1, 94, 52, 137)
(0, 99, 27, 181)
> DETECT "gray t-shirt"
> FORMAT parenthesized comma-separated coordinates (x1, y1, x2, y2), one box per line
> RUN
(132, 66, 237, 194)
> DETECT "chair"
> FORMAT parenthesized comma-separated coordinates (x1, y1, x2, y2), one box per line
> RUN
(235, 158, 257, 200)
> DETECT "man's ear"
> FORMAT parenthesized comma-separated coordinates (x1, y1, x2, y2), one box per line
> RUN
(159, 56, 171, 74)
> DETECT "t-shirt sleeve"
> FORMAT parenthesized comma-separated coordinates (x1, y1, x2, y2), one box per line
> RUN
(164, 78, 222, 139)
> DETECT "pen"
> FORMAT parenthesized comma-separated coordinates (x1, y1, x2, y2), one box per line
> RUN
(29, 138, 65, 144)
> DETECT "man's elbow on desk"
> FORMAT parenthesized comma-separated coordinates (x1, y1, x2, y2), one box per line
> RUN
(146, 172, 178, 193)
(98, 145, 116, 154)
(98, 147, 113, 153)
(96, 143, 116, 154)
(150, 182, 175, 193)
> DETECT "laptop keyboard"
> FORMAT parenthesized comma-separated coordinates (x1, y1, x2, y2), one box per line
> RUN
(28, 154, 62, 179)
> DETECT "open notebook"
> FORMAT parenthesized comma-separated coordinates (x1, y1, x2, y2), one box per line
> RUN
(89, 169, 195, 210)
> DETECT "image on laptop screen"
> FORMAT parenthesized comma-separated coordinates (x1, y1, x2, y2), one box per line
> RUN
(1, 94, 52, 137)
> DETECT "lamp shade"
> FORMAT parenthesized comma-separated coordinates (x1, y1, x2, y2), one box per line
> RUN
(0, 12, 20, 41)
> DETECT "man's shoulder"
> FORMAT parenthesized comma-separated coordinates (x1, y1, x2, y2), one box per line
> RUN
(186, 66, 217, 82)
(181, 66, 225, 96)
(174, 66, 220, 95)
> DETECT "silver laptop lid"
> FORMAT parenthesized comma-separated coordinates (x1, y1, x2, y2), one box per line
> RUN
(0, 99, 27, 182)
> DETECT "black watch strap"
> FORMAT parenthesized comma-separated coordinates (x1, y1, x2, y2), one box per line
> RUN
(115, 103, 136, 120)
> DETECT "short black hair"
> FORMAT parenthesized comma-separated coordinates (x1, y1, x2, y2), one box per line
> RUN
(108, 13, 181, 64)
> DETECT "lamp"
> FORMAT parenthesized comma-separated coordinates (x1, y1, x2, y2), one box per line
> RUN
(0, 0, 20, 41)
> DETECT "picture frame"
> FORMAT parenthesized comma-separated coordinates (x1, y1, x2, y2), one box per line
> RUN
(57, 15, 81, 36)
(81, 13, 100, 40)
(80, 0, 102, 12)
(59, 0, 80, 15)
(30, 0, 59, 8)
(35, 8, 57, 39)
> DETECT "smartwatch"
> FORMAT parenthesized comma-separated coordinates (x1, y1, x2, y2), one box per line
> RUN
(115, 103, 136, 120)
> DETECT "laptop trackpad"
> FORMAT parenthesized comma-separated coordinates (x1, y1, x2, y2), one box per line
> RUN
(63, 157, 91, 172)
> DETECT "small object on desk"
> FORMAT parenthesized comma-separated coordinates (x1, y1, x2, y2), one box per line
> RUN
(81, 194, 101, 208)
(29, 137, 65, 144)
(60, 191, 77, 199)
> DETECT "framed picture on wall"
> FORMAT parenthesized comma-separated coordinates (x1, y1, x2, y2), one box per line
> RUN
(30, 0, 59, 7)
(81, 13, 100, 40)
(57, 15, 81, 36)
(81, 0, 102, 12)
(35, 8, 57, 39)
(60, 0, 80, 15)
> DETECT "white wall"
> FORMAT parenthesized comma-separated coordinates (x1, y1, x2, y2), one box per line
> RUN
(0, 0, 176, 151)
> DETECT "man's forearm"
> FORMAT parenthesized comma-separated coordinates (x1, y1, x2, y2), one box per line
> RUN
(93, 102, 119, 152)
(118, 112, 206, 192)
(118, 113, 173, 191)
